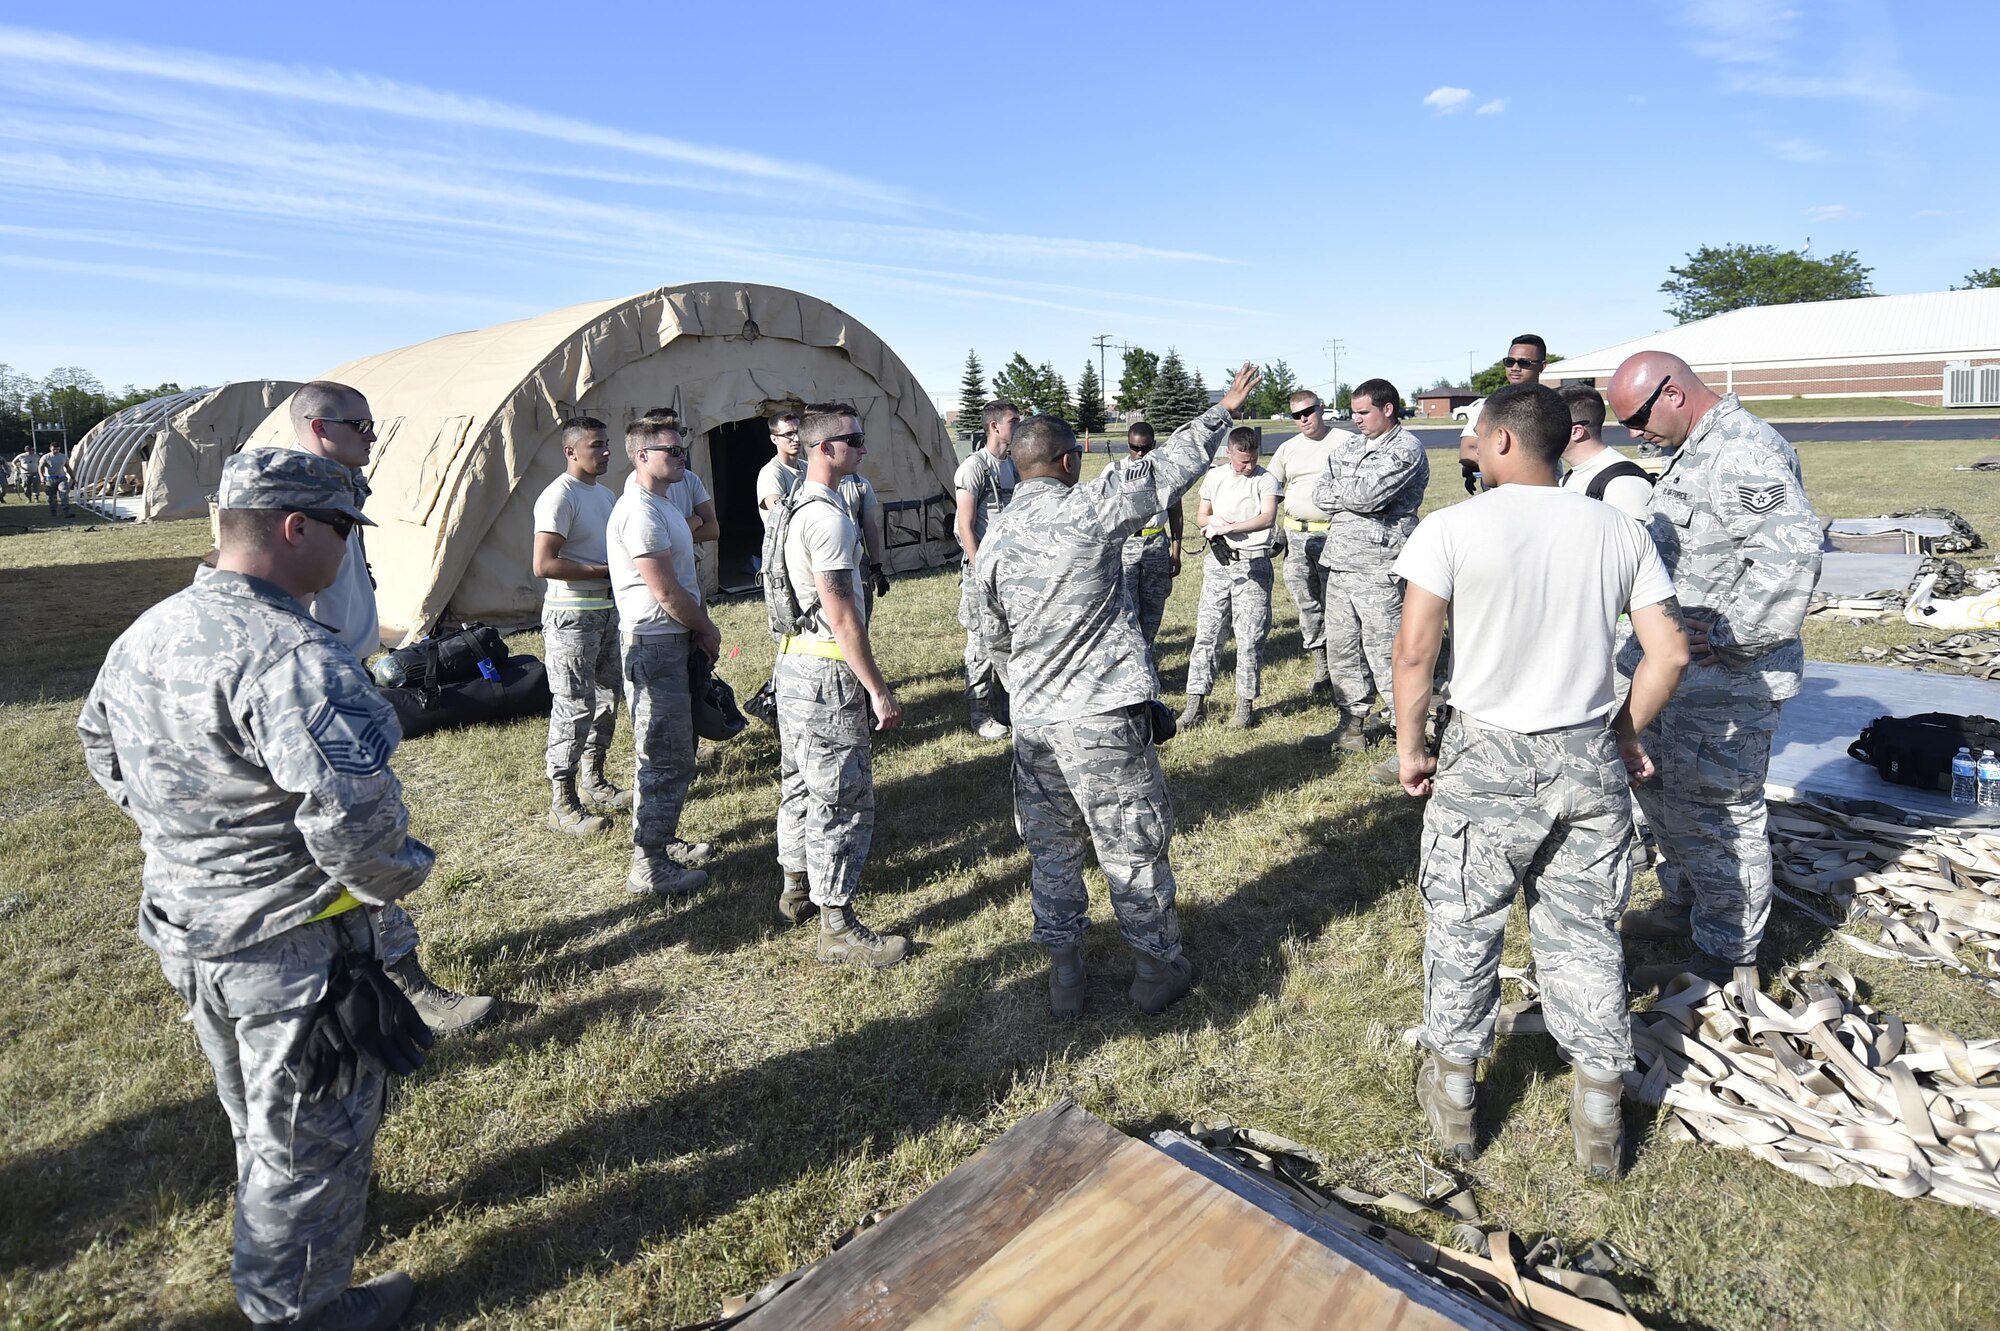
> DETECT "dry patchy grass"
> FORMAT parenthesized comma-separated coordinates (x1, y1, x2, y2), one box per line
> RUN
(5, 444, 2000, 1329)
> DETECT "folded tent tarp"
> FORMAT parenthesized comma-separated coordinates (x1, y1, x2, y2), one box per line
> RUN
(242, 282, 962, 649)
(71, 381, 303, 522)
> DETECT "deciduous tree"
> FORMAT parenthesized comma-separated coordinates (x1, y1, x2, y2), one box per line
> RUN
(1661, 243, 1873, 324)
(1116, 347, 1159, 413)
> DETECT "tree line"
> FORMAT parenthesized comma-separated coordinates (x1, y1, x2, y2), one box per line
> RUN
(955, 348, 1330, 440)
(0, 365, 186, 459)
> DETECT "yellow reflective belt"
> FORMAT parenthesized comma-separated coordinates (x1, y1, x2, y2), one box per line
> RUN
(548, 596, 615, 611)
(307, 889, 364, 923)
(1138, 525, 1167, 538)
(1286, 517, 1330, 532)
(779, 635, 846, 661)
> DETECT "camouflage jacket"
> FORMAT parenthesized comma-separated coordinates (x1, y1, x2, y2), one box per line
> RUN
(1639, 394, 1820, 706)
(977, 405, 1234, 725)
(1313, 423, 1430, 571)
(78, 568, 434, 959)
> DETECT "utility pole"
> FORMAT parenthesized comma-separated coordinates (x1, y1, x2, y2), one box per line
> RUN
(1321, 339, 1344, 406)
(1091, 334, 1114, 412)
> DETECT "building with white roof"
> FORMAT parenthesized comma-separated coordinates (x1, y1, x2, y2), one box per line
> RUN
(1544, 288, 2000, 407)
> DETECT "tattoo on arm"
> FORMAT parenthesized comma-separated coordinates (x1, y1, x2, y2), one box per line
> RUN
(819, 573, 858, 608)
(1655, 596, 1685, 631)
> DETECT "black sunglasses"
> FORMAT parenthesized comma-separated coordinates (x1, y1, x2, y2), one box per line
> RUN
(299, 508, 357, 540)
(1622, 375, 1673, 433)
(643, 443, 688, 459)
(315, 417, 376, 434)
(819, 431, 866, 449)
(770, 429, 799, 442)
(1289, 405, 1322, 419)
(1500, 357, 1542, 370)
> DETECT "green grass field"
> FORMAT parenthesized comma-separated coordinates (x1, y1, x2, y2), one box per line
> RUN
(5, 441, 2000, 1330)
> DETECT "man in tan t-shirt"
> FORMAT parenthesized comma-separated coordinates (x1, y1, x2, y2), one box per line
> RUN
(1180, 427, 1279, 729)
(1267, 389, 1351, 695)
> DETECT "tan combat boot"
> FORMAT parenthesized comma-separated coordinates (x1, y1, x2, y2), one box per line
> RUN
(1571, 1069, 1626, 1180)
(1301, 711, 1367, 755)
(627, 848, 708, 898)
(386, 955, 496, 1037)
(578, 751, 631, 811)
(1129, 950, 1199, 1015)
(1176, 694, 1206, 730)
(1227, 698, 1256, 730)
(1415, 1050, 1478, 1160)
(1619, 904, 1694, 942)
(1309, 652, 1333, 695)
(969, 694, 1008, 741)
(776, 870, 812, 926)
(548, 776, 611, 838)
(817, 904, 908, 968)
(1048, 943, 1086, 1020)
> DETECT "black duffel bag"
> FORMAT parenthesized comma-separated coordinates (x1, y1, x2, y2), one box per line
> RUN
(370, 622, 510, 690)
(381, 657, 553, 740)
(1848, 711, 2000, 791)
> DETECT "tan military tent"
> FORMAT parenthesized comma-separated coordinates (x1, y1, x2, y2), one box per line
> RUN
(244, 282, 960, 647)
(73, 381, 302, 522)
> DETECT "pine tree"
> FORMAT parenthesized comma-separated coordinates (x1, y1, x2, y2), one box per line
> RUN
(1189, 368, 1212, 423)
(1117, 347, 1159, 413)
(956, 350, 987, 441)
(1145, 350, 1198, 433)
(1248, 359, 1300, 418)
(1034, 363, 1069, 422)
(1074, 361, 1107, 434)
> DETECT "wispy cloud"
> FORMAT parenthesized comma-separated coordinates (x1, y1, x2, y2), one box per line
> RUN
(1914, 209, 1964, 219)
(1763, 135, 1828, 162)
(1474, 99, 1507, 116)
(1804, 203, 1855, 223)
(1680, 0, 1924, 111)
(0, 253, 520, 310)
(1423, 87, 1474, 114)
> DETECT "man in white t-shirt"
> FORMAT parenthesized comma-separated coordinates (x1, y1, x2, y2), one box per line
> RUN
(1390, 382, 1689, 1179)
(533, 416, 625, 837)
(955, 400, 1020, 739)
(1180, 426, 1279, 730)
(1558, 384, 1652, 522)
(283, 380, 495, 1035)
(609, 417, 722, 898)
(774, 401, 907, 967)
(1267, 390, 1352, 694)
(39, 443, 71, 516)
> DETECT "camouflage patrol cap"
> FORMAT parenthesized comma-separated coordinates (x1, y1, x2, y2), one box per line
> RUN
(218, 447, 374, 524)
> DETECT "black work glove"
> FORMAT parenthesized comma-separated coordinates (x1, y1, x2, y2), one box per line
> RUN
(298, 952, 434, 1101)
(1460, 460, 1481, 496)
(872, 562, 891, 598)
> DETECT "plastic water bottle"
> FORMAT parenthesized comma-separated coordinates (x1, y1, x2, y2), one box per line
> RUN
(1979, 749, 2000, 808)
(1952, 747, 1978, 805)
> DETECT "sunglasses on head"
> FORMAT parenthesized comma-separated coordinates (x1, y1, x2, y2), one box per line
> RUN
(299, 508, 356, 540)
(1622, 375, 1673, 433)
(1289, 404, 1321, 419)
(1500, 357, 1542, 370)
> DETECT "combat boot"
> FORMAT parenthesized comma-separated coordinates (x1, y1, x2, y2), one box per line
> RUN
(1176, 694, 1206, 730)
(627, 848, 708, 898)
(816, 903, 909, 969)
(1365, 753, 1403, 787)
(1301, 711, 1367, 755)
(1227, 698, 1256, 730)
(547, 776, 611, 838)
(1632, 951, 1755, 991)
(386, 955, 495, 1037)
(1047, 943, 1086, 1020)
(1619, 904, 1693, 942)
(254, 1270, 416, 1330)
(663, 837, 714, 867)
(1416, 1050, 1477, 1160)
(776, 870, 813, 925)
(969, 694, 1008, 741)
(1309, 654, 1332, 695)
(578, 752, 631, 811)
(1128, 950, 1199, 1015)
(1571, 1069, 1626, 1180)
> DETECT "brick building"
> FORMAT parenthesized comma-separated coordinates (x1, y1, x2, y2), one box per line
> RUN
(1543, 288, 2000, 408)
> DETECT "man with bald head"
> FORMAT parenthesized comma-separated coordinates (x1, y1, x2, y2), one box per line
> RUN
(1605, 351, 1820, 979)
(286, 380, 495, 1037)
(977, 364, 1262, 1019)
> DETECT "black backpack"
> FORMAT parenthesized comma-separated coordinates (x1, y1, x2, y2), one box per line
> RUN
(1848, 712, 2000, 791)
(1585, 458, 1654, 503)
(370, 622, 510, 690)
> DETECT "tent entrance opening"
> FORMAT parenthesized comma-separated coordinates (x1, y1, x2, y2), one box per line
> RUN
(708, 417, 775, 594)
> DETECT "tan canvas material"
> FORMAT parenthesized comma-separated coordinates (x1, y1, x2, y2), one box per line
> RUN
(142, 381, 302, 520)
(243, 283, 961, 644)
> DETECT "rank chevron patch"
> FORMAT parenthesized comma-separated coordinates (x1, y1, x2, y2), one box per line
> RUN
(1737, 482, 1788, 515)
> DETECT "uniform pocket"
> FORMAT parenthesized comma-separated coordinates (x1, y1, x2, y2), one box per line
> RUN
(1691, 726, 1773, 802)
(1419, 809, 1473, 911)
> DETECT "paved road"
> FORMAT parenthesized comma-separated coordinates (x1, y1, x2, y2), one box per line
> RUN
(1234, 418, 2000, 455)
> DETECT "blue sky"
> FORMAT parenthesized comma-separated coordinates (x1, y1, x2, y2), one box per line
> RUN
(1, 0, 1994, 406)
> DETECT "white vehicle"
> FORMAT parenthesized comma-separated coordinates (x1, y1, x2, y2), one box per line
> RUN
(1453, 397, 1485, 423)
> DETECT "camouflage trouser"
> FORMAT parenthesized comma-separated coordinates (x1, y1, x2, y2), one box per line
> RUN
(1323, 567, 1403, 718)
(1185, 551, 1272, 700)
(46, 479, 69, 514)
(1420, 717, 1635, 1077)
(959, 565, 1000, 703)
(372, 902, 417, 966)
(542, 605, 622, 780)
(1630, 697, 1781, 965)
(1281, 529, 1329, 654)
(1013, 706, 1184, 960)
(153, 912, 384, 1326)
(1120, 533, 1173, 677)
(623, 633, 696, 851)
(775, 654, 874, 907)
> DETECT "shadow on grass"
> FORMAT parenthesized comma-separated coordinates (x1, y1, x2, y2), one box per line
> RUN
(0, 553, 204, 706)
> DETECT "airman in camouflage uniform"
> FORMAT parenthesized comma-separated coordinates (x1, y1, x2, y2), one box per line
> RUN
(1115, 422, 1183, 681)
(1310, 379, 1428, 766)
(77, 447, 427, 1330)
(1181, 427, 1279, 729)
(1608, 353, 1821, 972)
(956, 400, 1020, 739)
(977, 364, 1262, 1019)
